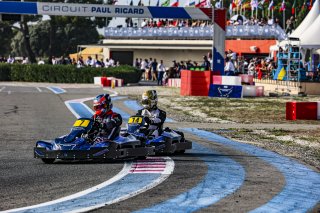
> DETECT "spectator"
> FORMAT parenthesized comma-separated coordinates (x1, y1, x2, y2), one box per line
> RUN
(7, 55, 15, 64)
(267, 16, 274, 26)
(109, 58, 115, 67)
(224, 57, 235, 76)
(151, 58, 158, 81)
(141, 59, 148, 80)
(202, 55, 211, 70)
(105, 58, 110, 67)
(157, 60, 166, 86)
(22, 57, 29, 64)
(186, 60, 193, 70)
(134, 58, 140, 68)
(38, 58, 45, 65)
(86, 56, 93, 67)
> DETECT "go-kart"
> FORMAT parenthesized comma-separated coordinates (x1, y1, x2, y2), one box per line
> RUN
(34, 118, 155, 164)
(124, 116, 192, 154)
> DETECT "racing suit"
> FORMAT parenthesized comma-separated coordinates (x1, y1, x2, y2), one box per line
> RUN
(136, 107, 166, 137)
(91, 110, 122, 141)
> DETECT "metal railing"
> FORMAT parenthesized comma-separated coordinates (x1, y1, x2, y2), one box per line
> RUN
(104, 25, 287, 40)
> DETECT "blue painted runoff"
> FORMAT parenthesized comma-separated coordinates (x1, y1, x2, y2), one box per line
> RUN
(69, 102, 93, 118)
(47, 86, 66, 94)
(183, 128, 320, 213)
(123, 100, 175, 123)
(135, 142, 245, 213)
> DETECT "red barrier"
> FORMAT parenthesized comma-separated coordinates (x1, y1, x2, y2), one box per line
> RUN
(286, 102, 318, 120)
(180, 70, 211, 96)
(286, 102, 297, 120)
(101, 77, 109, 87)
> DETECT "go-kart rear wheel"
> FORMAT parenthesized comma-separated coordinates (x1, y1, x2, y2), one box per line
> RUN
(41, 158, 55, 164)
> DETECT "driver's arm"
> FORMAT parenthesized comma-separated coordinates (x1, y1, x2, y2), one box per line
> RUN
(150, 110, 166, 127)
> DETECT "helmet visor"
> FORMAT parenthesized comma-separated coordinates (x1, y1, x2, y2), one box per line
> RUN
(141, 99, 150, 107)
(94, 104, 104, 111)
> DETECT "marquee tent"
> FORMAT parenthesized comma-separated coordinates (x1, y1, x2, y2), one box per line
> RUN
(300, 15, 320, 49)
(290, 0, 320, 39)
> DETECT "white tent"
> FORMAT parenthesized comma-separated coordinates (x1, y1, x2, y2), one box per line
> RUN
(300, 15, 320, 49)
(290, 0, 320, 39)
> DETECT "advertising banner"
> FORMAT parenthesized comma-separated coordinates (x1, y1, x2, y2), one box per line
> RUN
(208, 84, 243, 98)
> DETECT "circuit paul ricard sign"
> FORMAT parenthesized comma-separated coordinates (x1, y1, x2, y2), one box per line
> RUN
(0, 1, 212, 20)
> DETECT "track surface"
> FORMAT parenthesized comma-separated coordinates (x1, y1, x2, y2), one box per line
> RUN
(0, 84, 319, 212)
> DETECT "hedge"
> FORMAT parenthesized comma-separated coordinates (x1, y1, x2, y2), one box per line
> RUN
(0, 64, 142, 84)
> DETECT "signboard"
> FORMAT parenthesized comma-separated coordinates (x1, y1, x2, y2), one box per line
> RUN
(208, 84, 243, 98)
(0, 1, 212, 20)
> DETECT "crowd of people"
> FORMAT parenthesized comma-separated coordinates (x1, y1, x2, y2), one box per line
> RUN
(134, 55, 211, 86)
(124, 15, 289, 31)
(0, 54, 121, 68)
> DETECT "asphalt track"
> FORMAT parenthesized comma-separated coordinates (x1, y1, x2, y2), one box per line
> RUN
(0, 84, 319, 213)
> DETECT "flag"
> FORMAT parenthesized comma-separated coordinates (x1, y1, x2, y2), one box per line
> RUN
(268, 0, 274, 10)
(280, 0, 285, 12)
(251, 0, 258, 10)
(215, 0, 222, 8)
(206, 0, 212, 7)
(148, 0, 151, 5)
(308, 0, 313, 10)
(277, 67, 286, 80)
(138, 0, 142, 6)
(229, 3, 233, 15)
(259, 0, 265, 5)
(232, 0, 237, 8)
(273, 65, 287, 80)
(292, 0, 296, 14)
(129, 0, 133, 5)
(156, 0, 160, 6)
(170, 0, 179, 7)
(189, 0, 196, 6)
(238, 0, 243, 6)
(196, 0, 207, 7)
(161, 0, 170, 6)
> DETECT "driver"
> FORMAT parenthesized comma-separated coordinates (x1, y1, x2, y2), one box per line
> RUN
(136, 90, 166, 137)
(90, 94, 122, 141)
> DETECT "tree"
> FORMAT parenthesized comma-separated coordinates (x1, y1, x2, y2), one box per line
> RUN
(0, 22, 14, 56)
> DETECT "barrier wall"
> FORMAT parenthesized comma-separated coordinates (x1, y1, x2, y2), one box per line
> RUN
(180, 70, 211, 96)
(168, 78, 181, 87)
(239, 74, 254, 85)
(242, 85, 264, 97)
(286, 102, 318, 120)
(93, 76, 123, 87)
(212, 76, 242, 86)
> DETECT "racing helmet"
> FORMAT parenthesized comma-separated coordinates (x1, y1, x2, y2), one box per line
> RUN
(93, 94, 113, 116)
(141, 90, 158, 109)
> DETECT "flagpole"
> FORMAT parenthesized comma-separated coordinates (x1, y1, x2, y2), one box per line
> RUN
(283, 9, 285, 30)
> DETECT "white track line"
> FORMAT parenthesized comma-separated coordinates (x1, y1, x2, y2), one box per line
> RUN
(3, 163, 132, 213)
(0, 86, 6, 92)
(36, 87, 42, 92)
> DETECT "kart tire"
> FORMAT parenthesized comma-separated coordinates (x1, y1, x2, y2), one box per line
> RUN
(41, 158, 55, 164)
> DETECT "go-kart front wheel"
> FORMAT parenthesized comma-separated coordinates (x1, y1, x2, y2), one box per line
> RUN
(41, 158, 55, 164)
